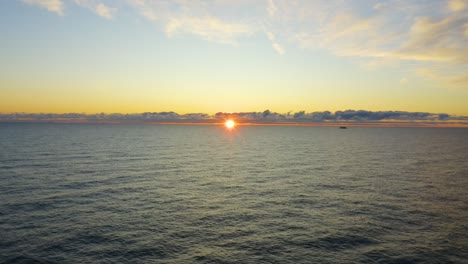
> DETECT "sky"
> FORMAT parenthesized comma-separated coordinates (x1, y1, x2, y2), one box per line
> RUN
(1, 0, 467, 115)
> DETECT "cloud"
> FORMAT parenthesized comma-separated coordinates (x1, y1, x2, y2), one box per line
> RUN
(290, 1, 467, 89)
(0, 112, 212, 123)
(266, 32, 285, 55)
(449, 0, 466, 12)
(373, 2, 387, 10)
(452, 73, 468, 88)
(213, 109, 464, 123)
(3, 110, 466, 126)
(95, 3, 116, 19)
(74, 0, 117, 19)
(267, 0, 278, 17)
(293, 11, 385, 58)
(394, 15, 468, 63)
(21, 0, 64, 15)
(128, 0, 255, 44)
(417, 67, 468, 89)
(165, 16, 253, 44)
(18, 0, 468, 89)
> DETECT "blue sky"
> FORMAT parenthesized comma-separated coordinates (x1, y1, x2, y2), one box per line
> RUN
(1, 0, 467, 114)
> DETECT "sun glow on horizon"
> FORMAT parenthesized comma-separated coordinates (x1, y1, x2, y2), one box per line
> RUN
(225, 119, 236, 129)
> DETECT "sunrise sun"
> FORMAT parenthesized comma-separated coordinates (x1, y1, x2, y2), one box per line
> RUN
(225, 119, 236, 129)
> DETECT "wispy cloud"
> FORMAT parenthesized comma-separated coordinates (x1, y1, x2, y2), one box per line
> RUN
(18, 0, 468, 89)
(373, 2, 387, 10)
(448, 0, 466, 12)
(400, 78, 409, 85)
(394, 14, 468, 63)
(74, 0, 117, 19)
(290, 0, 467, 89)
(417, 67, 468, 89)
(294, 12, 384, 58)
(95, 3, 116, 19)
(267, 0, 278, 17)
(21, 0, 64, 15)
(266, 31, 285, 55)
(128, 0, 255, 44)
(165, 16, 253, 44)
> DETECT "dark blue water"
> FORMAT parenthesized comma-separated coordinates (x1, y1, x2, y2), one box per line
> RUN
(1, 124, 467, 263)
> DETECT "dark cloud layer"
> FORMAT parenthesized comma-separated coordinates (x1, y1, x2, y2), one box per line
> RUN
(1, 110, 467, 125)
(215, 110, 467, 124)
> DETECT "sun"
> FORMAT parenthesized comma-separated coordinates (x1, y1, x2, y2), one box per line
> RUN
(225, 119, 236, 129)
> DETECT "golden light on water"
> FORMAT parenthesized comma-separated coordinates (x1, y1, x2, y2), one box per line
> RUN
(225, 119, 236, 129)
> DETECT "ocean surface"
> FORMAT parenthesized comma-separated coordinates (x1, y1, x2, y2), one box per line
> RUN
(1, 124, 467, 263)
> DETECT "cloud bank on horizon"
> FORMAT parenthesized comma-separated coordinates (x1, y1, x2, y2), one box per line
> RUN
(18, 0, 468, 90)
(2, 110, 467, 126)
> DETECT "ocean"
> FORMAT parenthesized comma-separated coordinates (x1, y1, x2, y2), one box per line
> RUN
(1, 124, 467, 263)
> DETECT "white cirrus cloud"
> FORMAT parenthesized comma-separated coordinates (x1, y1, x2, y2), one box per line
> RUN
(21, 0, 64, 15)
(18, 0, 468, 89)
(95, 3, 116, 19)
(165, 16, 253, 44)
(266, 31, 285, 55)
(267, 0, 278, 17)
(394, 14, 468, 63)
(417, 67, 468, 89)
(289, 0, 467, 89)
(373, 2, 387, 10)
(127, 0, 256, 44)
(74, 0, 117, 19)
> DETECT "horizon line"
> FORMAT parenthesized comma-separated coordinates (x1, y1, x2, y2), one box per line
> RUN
(1, 109, 468, 128)
(1, 120, 468, 128)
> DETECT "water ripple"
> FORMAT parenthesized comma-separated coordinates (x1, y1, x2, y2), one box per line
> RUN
(1, 124, 467, 263)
